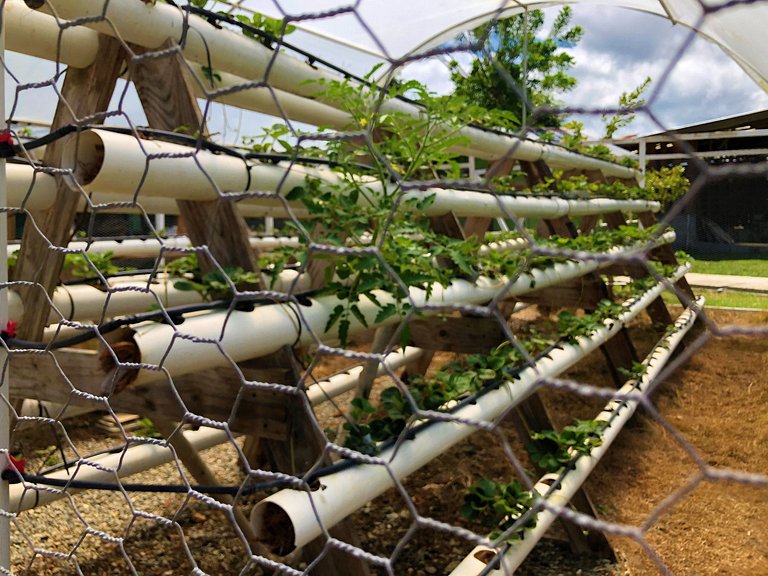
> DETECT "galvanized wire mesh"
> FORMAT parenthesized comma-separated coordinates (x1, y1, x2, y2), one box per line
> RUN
(1, 1, 767, 575)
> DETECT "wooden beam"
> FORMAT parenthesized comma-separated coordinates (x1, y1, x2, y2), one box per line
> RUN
(12, 36, 125, 340)
(125, 41, 259, 274)
(408, 316, 505, 354)
(514, 394, 615, 559)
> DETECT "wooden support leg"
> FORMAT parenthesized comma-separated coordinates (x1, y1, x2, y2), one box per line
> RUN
(12, 36, 125, 341)
(515, 395, 615, 559)
(152, 419, 258, 544)
(356, 325, 397, 400)
(244, 347, 371, 575)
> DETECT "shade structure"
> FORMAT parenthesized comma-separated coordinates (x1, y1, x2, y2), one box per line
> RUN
(240, 0, 768, 92)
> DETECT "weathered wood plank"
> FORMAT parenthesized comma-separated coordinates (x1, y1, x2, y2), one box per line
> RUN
(126, 41, 259, 275)
(408, 316, 505, 354)
(12, 36, 125, 340)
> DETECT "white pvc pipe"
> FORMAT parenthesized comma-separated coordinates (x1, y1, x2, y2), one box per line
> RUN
(5, 162, 299, 217)
(4, 1, 352, 131)
(6, 163, 58, 211)
(248, 264, 689, 553)
(63, 128, 332, 200)
(450, 300, 703, 576)
(5, 0, 99, 69)
(7, 235, 301, 258)
(126, 233, 674, 387)
(32, 0, 639, 179)
(7, 278, 205, 324)
(65, 129, 659, 217)
(9, 426, 229, 512)
(8, 267, 310, 324)
(305, 347, 423, 406)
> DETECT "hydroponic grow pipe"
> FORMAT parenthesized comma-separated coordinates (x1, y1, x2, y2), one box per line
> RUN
(123, 234, 677, 386)
(5, 0, 352, 131)
(29, 0, 638, 179)
(5, 0, 99, 69)
(9, 426, 229, 512)
(6, 277, 204, 325)
(248, 265, 690, 553)
(449, 300, 703, 576)
(64, 129, 660, 218)
(7, 267, 311, 325)
(305, 347, 423, 406)
(5, 162, 296, 217)
(7, 235, 301, 259)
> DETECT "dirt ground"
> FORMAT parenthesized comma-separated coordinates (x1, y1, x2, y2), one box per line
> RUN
(9, 308, 768, 575)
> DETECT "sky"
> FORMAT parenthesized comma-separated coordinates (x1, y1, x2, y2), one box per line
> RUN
(5, 3, 768, 142)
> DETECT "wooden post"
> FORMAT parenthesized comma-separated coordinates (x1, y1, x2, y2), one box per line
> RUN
(520, 160, 638, 385)
(12, 36, 125, 341)
(514, 395, 616, 560)
(125, 41, 259, 274)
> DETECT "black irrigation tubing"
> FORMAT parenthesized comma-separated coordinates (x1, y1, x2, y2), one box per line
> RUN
(62, 269, 157, 286)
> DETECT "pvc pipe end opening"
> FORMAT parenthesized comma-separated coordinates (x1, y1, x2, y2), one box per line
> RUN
(62, 130, 105, 188)
(250, 501, 296, 556)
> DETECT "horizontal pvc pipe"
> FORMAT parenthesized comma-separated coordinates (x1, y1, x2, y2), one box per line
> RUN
(7, 278, 205, 324)
(6, 163, 58, 211)
(66, 130, 659, 217)
(248, 264, 689, 553)
(32, 0, 638, 179)
(127, 234, 675, 386)
(63, 129, 333, 200)
(450, 300, 703, 576)
(7, 235, 301, 258)
(305, 347, 423, 406)
(8, 267, 310, 324)
(5, 162, 299, 217)
(5, 0, 99, 69)
(4, 1, 353, 130)
(9, 426, 229, 512)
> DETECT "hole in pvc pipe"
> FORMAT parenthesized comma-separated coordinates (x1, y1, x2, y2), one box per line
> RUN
(474, 549, 496, 565)
(252, 502, 296, 556)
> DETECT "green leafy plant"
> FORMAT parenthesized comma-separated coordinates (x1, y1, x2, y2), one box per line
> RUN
(527, 419, 608, 473)
(461, 479, 538, 541)
(644, 165, 690, 209)
(136, 417, 163, 439)
(63, 251, 126, 278)
(235, 13, 296, 48)
(167, 253, 261, 301)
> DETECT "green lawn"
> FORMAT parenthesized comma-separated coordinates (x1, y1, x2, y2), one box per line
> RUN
(664, 288, 768, 310)
(690, 258, 768, 277)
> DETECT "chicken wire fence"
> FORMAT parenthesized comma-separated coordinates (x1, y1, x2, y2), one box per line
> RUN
(0, 1, 765, 575)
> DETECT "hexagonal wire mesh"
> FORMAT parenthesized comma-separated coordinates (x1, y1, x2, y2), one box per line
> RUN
(0, 0, 766, 574)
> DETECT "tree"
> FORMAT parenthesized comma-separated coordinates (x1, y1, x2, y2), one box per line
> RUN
(449, 7, 583, 128)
